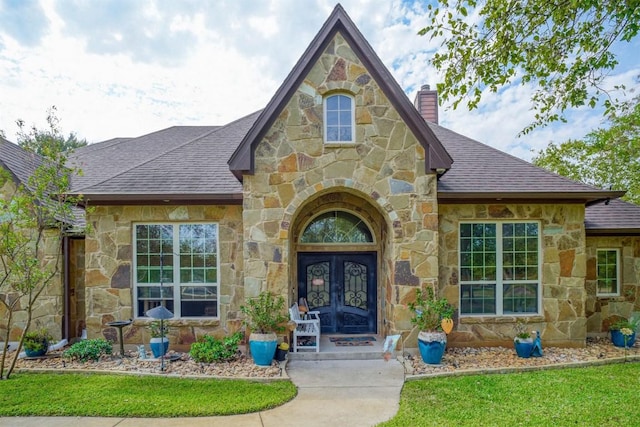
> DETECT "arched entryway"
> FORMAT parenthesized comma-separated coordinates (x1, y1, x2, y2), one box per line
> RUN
(291, 191, 387, 334)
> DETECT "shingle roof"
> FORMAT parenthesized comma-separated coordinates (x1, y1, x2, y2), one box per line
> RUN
(228, 3, 452, 179)
(585, 198, 640, 235)
(70, 114, 259, 203)
(429, 123, 624, 202)
(1, 137, 86, 230)
(0, 137, 43, 186)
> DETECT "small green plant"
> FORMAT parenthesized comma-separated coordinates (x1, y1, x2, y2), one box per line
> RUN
(23, 328, 53, 353)
(189, 332, 243, 363)
(63, 339, 113, 362)
(240, 291, 288, 334)
(408, 286, 454, 332)
(514, 320, 532, 342)
(149, 320, 170, 338)
(610, 313, 640, 332)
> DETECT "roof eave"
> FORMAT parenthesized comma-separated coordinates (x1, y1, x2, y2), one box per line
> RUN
(76, 193, 244, 205)
(438, 191, 625, 203)
(586, 228, 640, 236)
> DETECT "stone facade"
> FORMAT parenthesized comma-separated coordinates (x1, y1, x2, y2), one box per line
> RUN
(439, 203, 587, 347)
(585, 236, 640, 335)
(0, 177, 64, 342)
(240, 32, 440, 342)
(84, 205, 243, 349)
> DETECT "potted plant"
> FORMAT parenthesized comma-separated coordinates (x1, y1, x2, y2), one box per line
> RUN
(609, 314, 639, 348)
(409, 286, 454, 365)
(149, 320, 170, 358)
(240, 291, 288, 366)
(513, 321, 534, 358)
(23, 328, 53, 358)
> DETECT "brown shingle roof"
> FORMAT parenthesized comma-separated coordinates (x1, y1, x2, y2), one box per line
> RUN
(228, 4, 452, 179)
(586, 198, 640, 235)
(70, 114, 259, 203)
(429, 123, 624, 203)
(0, 137, 43, 186)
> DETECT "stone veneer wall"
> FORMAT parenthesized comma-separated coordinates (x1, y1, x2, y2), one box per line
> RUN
(439, 203, 587, 348)
(240, 32, 439, 342)
(0, 178, 63, 341)
(585, 236, 640, 335)
(85, 205, 243, 349)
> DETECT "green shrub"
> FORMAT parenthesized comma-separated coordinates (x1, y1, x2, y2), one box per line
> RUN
(189, 332, 242, 363)
(63, 339, 113, 362)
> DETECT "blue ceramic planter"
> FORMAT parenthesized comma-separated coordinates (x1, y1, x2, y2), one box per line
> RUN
(150, 337, 169, 358)
(611, 329, 636, 348)
(514, 340, 534, 358)
(418, 331, 446, 364)
(250, 338, 278, 366)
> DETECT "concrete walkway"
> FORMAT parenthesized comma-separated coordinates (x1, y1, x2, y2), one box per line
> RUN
(0, 359, 405, 427)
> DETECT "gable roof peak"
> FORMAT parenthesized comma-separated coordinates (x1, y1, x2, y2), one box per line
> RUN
(228, 3, 452, 179)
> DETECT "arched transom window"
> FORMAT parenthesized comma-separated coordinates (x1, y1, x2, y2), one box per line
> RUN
(300, 211, 373, 243)
(324, 94, 354, 143)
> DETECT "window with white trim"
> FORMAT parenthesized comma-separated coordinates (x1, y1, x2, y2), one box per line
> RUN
(134, 223, 219, 318)
(459, 222, 541, 315)
(596, 249, 620, 296)
(324, 94, 354, 143)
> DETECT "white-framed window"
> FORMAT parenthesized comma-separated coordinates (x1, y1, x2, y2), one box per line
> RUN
(459, 222, 541, 316)
(324, 93, 354, 143)
(134, 223, 219, 319)
(596, 248, 620, 296)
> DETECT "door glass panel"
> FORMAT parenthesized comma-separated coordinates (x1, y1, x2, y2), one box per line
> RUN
(343, 261, 367, 310)
(300, 211, 373, 243)
(306, 262, 330, 310)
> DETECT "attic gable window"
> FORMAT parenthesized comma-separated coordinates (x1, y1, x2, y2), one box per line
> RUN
(324, 94, 354, 143)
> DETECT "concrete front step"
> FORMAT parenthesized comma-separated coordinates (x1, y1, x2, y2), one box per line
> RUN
(287, 350, 384, 361)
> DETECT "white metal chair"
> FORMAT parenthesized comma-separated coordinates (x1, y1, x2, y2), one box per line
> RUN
(289, 303, 321, 352)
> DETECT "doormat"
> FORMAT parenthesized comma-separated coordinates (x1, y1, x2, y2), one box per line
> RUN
(330, 336, 376, 346)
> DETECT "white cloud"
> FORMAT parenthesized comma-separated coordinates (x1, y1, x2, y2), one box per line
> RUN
(0, 0, 638, 163)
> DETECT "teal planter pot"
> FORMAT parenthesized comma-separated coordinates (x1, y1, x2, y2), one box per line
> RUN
(150, 337, 169, 358)
(249, 332, 278, 366)
(610, 329, 636, 348)
(514, 339, 534, 358)
(417, 331, 446, 365)
(24, 341, 48, 358)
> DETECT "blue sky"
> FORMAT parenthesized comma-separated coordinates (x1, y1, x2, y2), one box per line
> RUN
(1, 0, 638, 161)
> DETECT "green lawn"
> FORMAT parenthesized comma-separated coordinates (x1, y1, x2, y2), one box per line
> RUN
(0, 372, 296, 417)
(380, 362, 640, 427)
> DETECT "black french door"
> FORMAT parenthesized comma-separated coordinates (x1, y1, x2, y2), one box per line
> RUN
(297, 252, 376, 334)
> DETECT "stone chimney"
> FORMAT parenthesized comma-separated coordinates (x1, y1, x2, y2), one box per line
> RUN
(413, 84, 438, 124)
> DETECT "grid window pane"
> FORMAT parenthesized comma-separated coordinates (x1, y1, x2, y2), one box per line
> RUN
(325, 94, 353, 142)
(596, 249, 619, 295)
(135, 223, 219, 318)
(460, 222, 540, 315)
(503, 283, 538, 313)
(460, 284, 496, 314)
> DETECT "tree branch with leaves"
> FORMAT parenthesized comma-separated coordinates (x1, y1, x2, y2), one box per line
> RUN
(420, 0, 640, 134)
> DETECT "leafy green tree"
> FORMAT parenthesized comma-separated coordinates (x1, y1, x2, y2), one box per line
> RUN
(533, 98, 640, 204)
(0, 115, 82, 379)
(420, 1, 640, 133)
(16, 106, 87, 154)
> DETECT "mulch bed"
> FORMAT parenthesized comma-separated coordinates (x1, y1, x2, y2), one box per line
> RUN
(405, 337, 640, 377)
(5, 337, 638, 379)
